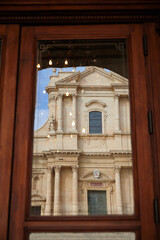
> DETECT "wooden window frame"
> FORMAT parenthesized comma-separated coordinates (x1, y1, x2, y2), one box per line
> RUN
(8, 24, 157, 240)
(0, 25, 20, 240)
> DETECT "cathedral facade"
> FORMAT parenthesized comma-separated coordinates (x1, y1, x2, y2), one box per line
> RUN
(31, 66, 133, 216)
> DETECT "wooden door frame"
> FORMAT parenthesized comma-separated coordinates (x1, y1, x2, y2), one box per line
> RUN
(145, 23, 160, 238)
(0, 25, 20, 240)
(8, 24, 157, 240)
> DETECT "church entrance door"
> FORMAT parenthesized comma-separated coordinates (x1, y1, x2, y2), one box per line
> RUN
(88, 190, 107, 215)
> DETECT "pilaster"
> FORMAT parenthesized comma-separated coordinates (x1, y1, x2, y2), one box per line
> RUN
(72, 165, 79, 215)
(54, 165, 61, 215)
(115, 165, 123, 214)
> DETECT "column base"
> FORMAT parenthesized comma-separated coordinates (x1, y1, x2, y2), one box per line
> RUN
(116, 206, 123, 214)
(71, 130, 78, 134)
(45, 204, 52, 215)
(48, 131, 56, 135)
(72, 203, 78, 215)
(53, 203, 61, 215)
(115, 130, 122, 134)
(56, 130, 63, 134)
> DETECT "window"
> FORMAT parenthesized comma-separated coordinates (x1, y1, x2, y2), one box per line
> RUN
(89, 111, 102, 134)
(30, 206, 41, 216)
(88, 190, 107, 215)
(8, 24, 158, 240)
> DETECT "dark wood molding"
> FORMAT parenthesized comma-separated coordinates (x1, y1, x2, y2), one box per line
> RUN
(0, 1, 160, 25)
(9, 24, 157, 240)
(0, 11, 159, 24)
(156, 18, 160, 35)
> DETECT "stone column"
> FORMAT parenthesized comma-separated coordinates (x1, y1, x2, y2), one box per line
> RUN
(57, 93, 63, 132)
(72, 165, 79, 215)
(45, 167, 52, 215)
(115, 94, 121, 133)
(54, 165, 61, 215)
(72, 94, 77, 131)
(115, 166, 123, 214)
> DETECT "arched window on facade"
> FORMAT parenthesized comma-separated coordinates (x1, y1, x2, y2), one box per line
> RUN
(89, 111, 102, 134)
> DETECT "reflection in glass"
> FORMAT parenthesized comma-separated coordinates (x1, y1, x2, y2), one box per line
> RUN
(0, 40, 2, 77)
(0, 40, 2, 115)
(30, 232, 135, 240)
(31, 40, 134, 216)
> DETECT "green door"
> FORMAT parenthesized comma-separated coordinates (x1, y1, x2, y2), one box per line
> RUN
(88, 190, 107, 215)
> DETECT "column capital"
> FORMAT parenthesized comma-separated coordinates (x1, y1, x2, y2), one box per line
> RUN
(54, 165, 61, 173)
(49, 94, 56, 102)
(57, 93, 63, 98)
(114, 93, 120, 99)
(72, 165, 79, 173)
(72, 93, 77, 97)
(115, 165, 121, 173)
(47, 166, 53, 173)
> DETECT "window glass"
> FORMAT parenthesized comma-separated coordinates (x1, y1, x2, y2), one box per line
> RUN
(30, 206, 41, 216)
(89, 111, 102, 134)
(30, 39, 134, 216)
(0, 40, 2, 68)
(0, 39, 3, 116)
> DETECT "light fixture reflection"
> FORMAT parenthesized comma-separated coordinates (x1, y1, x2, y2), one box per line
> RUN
(49, 59, 52, 65)
(65, 59, 68, 65)
(82, 128, 85, 133)
(72, 121, 75, 126)
(66, 92, 69, 96)
(37, 63, 40, 68)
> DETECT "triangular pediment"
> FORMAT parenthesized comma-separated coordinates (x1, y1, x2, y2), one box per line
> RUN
(31, 191, 46, 202)
(55, 66, 128, 87)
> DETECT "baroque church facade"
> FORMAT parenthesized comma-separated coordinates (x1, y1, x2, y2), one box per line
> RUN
(31, 66, 133, 216)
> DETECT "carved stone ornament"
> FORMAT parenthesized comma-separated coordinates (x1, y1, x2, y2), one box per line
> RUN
(48, 114, 55, 132)
(93, 169, 100, 179)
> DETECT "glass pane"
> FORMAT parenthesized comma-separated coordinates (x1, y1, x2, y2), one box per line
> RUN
(0, 39, 2, 79)
(0, 40, 2, 66)
(0, 39, 2, 114)
(31, 39, 134, 216)
(29, 232, 136, 240)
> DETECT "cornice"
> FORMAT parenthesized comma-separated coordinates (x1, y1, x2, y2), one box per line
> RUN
(33, 150, 132, 158)
(0, 11, 159, 24)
